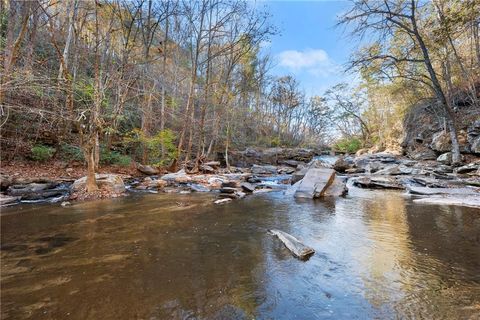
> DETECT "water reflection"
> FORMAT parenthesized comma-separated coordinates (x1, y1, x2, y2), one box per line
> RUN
(1, 190, 479, 319)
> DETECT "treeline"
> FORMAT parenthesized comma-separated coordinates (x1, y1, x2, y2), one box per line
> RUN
(322, 0, 480, 158)
(0, 0, 327, 191)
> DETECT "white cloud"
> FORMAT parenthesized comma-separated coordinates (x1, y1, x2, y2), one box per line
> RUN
(278, 49, 328, 69)
(276, 48, 340, 77)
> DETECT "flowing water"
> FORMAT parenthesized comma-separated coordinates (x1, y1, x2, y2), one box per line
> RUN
(1, 187, 480, 319)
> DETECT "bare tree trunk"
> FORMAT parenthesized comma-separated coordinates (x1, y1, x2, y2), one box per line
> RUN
(94, 132, 100, 170)
(160, 2, 170, 158)
(58, 0, 78, 81)
(85, 143, 98, 192)
(25, 2, 39, 72)
(411, 4, 461, 164)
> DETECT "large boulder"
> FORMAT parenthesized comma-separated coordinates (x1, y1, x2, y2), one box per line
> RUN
(471, 137, 480, 154)
(467, 120, 480, 153)
(137, 164, 159, 175)
(430, 131, 451, 152)
(323, 176, 347, 197)
(294, 168, 336, 198)
(437, 152, 452, 165)
(408, 147, 437, 161)
(333, 157, 351, 173)
(72, 174, 125, 193)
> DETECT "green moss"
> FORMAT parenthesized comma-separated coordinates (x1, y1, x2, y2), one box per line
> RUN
(31, 145, 56, 162)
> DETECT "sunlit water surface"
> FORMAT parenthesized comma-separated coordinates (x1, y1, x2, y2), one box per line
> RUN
(1, 187, 480, 319)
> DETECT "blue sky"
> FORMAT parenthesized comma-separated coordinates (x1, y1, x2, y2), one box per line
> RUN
(260, 1, 355, 97)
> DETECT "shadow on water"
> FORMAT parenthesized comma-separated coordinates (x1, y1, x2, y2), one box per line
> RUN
(1, 189, 479, 319)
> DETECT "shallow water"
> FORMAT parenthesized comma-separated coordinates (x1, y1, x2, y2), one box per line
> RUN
(1, 187, 480, 319)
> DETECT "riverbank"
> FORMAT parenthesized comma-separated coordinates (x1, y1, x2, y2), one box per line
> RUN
(1, 150, 479, 209)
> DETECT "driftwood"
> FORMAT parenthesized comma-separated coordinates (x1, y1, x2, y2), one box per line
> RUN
(269, 229, 315, 260)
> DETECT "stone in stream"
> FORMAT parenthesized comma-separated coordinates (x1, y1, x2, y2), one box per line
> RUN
(0, 194, 20, 206)
(188, 184, 210, 192)
(352, 176, 404, 190)
(407, 186, 480, 196)
(219, 187, 237, 194)
(323, 176, 348, 197)
(8, 182, 58, 195)
(285, 180, 301, 196)
(333, 157, 351, 173)
(240, 182, 256, 192)
(214, 198, 232, 205)
(294, 168, 336, 198)
(269, 229, 315, 260)
(277, 166, 296, 174)
(251, 164, 278, 175)
(221, 181, 239, 188)
(72, 174, 125, 193)
(409, 177, 447, 188)
(291, 166, 308, 184)
(160, 169, 191, 183)
(413, 196, 480, 208)
(280, 159, 302, 167)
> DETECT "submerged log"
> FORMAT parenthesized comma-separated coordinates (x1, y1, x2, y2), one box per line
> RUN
(269, 229, 315, 260)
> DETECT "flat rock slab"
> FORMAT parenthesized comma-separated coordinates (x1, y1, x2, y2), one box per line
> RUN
(294, 168, 335, 198)
(413, 196, 480, 209)
(0, 194, 20, 206)
(407, 186, 480, 196)
(269, 229, 315, 260)
(353, 176, 404, 190)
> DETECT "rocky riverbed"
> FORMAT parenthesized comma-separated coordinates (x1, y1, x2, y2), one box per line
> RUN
(1, 150, 479, 209)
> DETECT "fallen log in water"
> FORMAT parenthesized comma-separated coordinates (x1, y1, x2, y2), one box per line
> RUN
(269, 229, 315, 260)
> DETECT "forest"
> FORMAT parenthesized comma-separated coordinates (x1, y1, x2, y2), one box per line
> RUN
(1, 0, 479, 192)
(1, 1, 480, 319)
